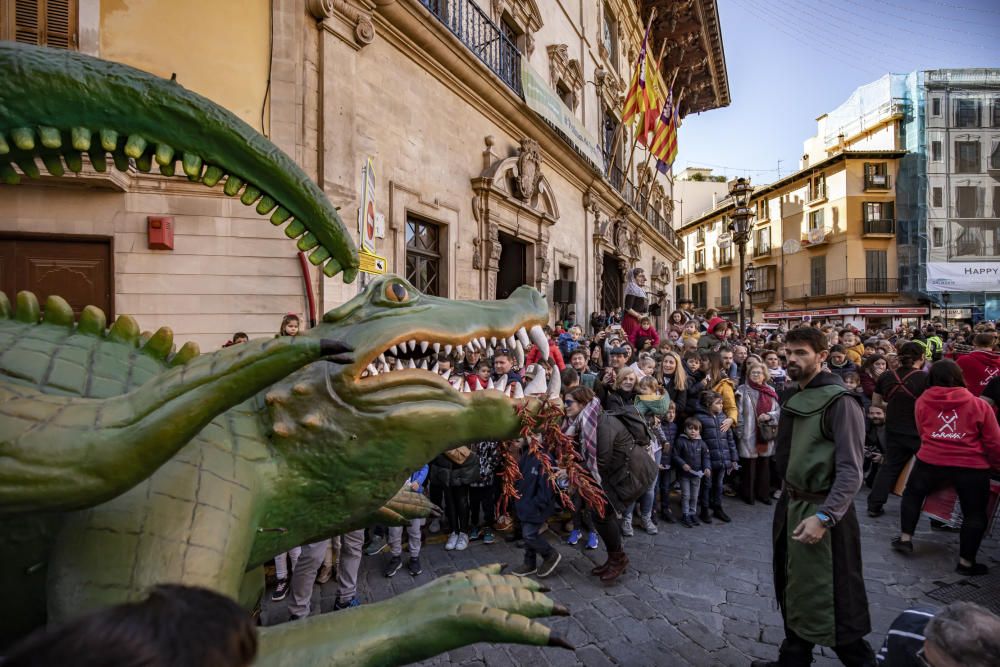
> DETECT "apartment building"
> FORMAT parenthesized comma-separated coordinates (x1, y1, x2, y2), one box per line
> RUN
(676, 75, 924, 330)
(0, 0, 730, 347)
(919, 69, 1000, 322)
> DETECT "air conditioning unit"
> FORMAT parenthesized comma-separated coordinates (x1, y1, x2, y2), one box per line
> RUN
(552, 279, 577, 304)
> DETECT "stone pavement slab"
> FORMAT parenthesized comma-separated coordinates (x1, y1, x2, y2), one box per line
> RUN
(262, 494, 999, 666)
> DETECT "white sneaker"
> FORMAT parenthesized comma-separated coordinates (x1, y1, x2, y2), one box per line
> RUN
(445, 532, 459, 550)
(455, 532, 469, 551)
(622, 518, 634, 537)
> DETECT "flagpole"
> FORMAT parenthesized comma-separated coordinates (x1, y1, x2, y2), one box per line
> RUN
(605, 9, 656, 177)
(623, 38, 667, 186)
(639, 87, 686, 210)
(635, 67, 681, 204)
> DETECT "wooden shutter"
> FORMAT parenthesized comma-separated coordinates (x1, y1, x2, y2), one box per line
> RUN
(9, 0, 77, 49)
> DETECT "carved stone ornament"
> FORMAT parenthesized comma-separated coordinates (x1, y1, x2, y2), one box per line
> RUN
(627, 226, 642, 261)
(307, 0, 375, 47)
(472, 237, 483, 270)
(515, 138, 542, 201)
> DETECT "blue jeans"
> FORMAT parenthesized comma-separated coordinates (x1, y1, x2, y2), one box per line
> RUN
(680, 476, 701, 516)
(521, 521, 554, 567)
(699, 466, 726, 510)
(625, 449, 660, 519)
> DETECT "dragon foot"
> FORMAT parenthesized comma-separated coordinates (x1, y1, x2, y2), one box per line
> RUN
(257, 564, 570, 667)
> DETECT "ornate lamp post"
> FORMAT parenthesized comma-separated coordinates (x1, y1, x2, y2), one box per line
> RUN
(941, 291, 951, 326)
(744, 261, 757, 329)
(728, 177, 755, 335)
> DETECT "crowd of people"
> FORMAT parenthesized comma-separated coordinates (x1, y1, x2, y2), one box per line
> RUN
(5, 288, 1000, 667)
(245, 273, 999, 629)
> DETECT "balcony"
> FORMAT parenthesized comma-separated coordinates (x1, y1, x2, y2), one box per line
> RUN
(752, 242, 771, 258)
(863, 219, 896, 236)
(854, 278, 900, 294)
(694, 260, 706, 273)
(750, 288, 775, 304)
(864, 173, 892, 191)
(714, 296, 734, 309)
(784, 279, 849, 301)
(718, 253, 733, 267)
(420, 0, 522, 96)
(802, 226, 832, 246)
(606, 162, 685, 254)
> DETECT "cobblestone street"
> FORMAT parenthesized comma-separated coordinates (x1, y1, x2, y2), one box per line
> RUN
(262, 493, 999, 666)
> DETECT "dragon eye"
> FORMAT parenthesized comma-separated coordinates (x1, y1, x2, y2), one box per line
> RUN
(385, 282, 409, 303)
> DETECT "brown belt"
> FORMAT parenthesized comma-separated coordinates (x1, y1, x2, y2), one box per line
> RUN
(784, 486, 828, 504)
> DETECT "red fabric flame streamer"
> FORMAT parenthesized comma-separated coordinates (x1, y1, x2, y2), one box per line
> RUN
(496, 400, 607, 520)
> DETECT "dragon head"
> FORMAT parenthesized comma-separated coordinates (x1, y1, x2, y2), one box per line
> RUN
(0, 42, 359, 281)
(255, 276, 552, 548)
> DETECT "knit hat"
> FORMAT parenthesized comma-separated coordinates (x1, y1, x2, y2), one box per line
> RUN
(707, 317, 729, 334)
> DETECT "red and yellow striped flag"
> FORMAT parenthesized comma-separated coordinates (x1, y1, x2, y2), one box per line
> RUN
(622, 23, 662, 140)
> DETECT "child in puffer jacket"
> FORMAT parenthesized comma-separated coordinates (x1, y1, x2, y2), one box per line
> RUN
(622, 376, 671, 536)
(671, 417, 710, 527)
(696, 390, 738, 525)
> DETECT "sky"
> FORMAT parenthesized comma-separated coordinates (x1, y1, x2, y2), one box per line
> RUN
(674, 0, 1000, 185)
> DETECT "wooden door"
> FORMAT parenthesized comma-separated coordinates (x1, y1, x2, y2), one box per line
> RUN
(0, 234, 113, 318)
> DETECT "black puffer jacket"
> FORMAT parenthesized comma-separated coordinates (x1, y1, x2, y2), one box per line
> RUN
(429, 450, 481, 487)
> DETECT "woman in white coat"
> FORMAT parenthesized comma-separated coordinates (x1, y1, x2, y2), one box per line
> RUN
(735, 362, 781, 505)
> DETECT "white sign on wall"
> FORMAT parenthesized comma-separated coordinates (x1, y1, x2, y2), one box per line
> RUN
(926, 262, 1000, 293)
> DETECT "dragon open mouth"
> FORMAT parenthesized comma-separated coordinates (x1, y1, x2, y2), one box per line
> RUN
(355, 323, 559, 400)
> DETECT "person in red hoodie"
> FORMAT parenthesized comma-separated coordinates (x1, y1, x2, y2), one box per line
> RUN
(891, 360, 1000, 576)
(524, 325, 566, 371)
(956, 331, 1000, 397)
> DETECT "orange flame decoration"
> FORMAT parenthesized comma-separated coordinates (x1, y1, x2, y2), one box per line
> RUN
(496, 400, 607, 520)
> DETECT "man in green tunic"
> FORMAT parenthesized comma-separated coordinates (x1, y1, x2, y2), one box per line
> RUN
(753, 326, 876, 667)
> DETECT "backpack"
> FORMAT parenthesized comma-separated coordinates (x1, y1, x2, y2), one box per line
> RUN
(606, 408, 651, 448)
(607, 434, 659, 504)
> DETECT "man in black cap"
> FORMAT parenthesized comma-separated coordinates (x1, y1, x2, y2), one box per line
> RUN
(595, 345, 629, 405)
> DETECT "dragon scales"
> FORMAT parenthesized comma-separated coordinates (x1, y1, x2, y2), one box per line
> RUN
(0, 43, 568, 666)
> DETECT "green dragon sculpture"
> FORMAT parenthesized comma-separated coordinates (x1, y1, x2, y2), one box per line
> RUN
(0, 43, 568, 665)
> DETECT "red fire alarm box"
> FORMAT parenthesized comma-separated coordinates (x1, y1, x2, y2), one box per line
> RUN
(148, 216, 174, 250)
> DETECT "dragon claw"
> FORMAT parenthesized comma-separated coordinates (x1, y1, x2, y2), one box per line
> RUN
(548, 634, 574, 650)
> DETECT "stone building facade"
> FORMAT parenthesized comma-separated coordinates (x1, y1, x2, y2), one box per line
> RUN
(0, 0, 728, 348)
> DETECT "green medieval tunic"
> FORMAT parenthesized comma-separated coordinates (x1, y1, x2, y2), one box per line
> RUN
(772, 372, 871, 647)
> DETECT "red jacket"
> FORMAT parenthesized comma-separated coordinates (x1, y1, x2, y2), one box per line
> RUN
(956, 350, 1000, 397)
(525, 340, 566, 371)
(630, 325, 661, 350)
(914, 386, 1000, 470)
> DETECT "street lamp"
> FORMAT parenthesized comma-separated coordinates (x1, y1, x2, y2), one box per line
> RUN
(744, 261, 756, 329)
(941, 292, 950, 326)
(728, 177, 755, 335)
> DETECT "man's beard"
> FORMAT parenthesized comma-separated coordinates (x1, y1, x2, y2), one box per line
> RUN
(786, 362, 815, 380)
(870, 419, 885, 425)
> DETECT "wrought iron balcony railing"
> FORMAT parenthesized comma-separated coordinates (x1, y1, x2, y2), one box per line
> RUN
(863, 219, 896, 235)
(864, 174, 891, 190)
(420, 0, 522, 96)
(853, 278, 899, 294)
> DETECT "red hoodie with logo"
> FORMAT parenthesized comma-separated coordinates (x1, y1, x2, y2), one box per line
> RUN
(914, 386, 1000, 470)
(956, 349, 1000, 397)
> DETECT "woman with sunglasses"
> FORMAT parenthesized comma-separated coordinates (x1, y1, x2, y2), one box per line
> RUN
(562, 386, 633, 583)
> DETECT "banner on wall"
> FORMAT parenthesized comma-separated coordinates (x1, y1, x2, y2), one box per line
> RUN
(926, 262, 1000, 293)
(521, 62, 606, 170)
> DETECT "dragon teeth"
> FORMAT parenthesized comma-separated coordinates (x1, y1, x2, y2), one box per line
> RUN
(431, 362, 440, 373)
(419, 359, 428, 370)
(432, 342, 440, 353)
(389, 344, 398, 356)
(408, 359, 416, 369)
(490, 336, 497, 347)
(496, 375, 508, 392)
(442, 369, 452, 380)
(507, 335, 516, 350)
(529, 325, 549, 361)
(511, 383, 525, 399)
(457, 345, 464, 355)
(516, 327, 530, 348)
(395, 359, 405, 371)
(420, 341, 429, 353)
(408, 339, 417, 352)
(367, 364, 378, 376)
(444, 344, 452, 355)
(479, 336, 488, 349)
(378, 354, 386, 365)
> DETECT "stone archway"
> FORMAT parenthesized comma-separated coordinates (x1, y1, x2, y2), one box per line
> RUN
(471, 136, 560, 302)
